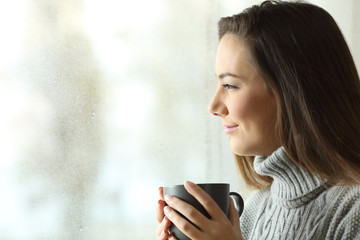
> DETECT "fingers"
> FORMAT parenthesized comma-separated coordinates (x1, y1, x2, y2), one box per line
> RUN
(158, 229, 168, 240)
(157, 186, 175, 239)
(164, 206, 202, 240)
(159, 187, 164, 200)
(158, 230, 177, 240)
(157, 199, 166, 223)
(228, 198, 240, 226)
(168, 235, 177, 240)
(184, 181, 225, 220)
(156, 216, 172, 237)
(164, 195, 209, 230)
(157, 187, 166, 223)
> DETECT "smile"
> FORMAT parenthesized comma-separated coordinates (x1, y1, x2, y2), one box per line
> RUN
(224, 125, 238, 134)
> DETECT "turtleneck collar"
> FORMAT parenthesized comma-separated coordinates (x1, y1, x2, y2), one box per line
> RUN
(254, 147, 327, 208)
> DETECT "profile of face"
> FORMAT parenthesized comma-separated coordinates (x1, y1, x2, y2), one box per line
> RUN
(208, 34, 280, 156)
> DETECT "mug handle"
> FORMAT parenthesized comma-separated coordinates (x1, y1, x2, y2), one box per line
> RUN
(230, 192, 244, 217)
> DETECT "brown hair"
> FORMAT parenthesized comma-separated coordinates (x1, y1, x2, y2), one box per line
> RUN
(218, 1, 360, 189)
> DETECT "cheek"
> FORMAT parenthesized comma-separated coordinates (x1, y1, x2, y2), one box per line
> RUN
(230, 92, 276, 125)
(229, 99, 248, 119)
(230, 94, 265, 118)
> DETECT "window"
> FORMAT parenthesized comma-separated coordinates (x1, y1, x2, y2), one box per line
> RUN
(0, 0, 358, 239)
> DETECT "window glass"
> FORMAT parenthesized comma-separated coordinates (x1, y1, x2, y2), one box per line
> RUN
(0, 0, 358, 239)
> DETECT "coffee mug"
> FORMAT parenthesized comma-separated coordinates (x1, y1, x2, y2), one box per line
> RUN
(163, 183, 244, 240)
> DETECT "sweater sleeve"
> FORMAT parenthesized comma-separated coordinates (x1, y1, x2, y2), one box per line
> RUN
(326, 186, 360, 240)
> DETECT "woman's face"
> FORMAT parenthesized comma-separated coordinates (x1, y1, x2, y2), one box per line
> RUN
(208, 34, 280, 156)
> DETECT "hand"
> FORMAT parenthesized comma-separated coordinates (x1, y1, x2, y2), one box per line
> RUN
(156, 187, 176, 240)
(163, 181, 243, 240)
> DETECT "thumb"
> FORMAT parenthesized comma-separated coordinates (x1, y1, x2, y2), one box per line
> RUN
(228, 198, 240, 226)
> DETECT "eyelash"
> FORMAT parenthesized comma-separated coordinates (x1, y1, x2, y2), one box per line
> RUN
(222, 84, 237, 90)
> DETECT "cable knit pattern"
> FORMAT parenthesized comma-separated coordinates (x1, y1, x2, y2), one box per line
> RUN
(240, 147, 360, 240)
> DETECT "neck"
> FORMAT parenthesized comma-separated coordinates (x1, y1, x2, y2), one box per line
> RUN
(254, 147, 327, 208)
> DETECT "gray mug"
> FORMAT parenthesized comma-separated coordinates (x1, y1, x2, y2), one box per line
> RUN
(163, 183, 244, 240)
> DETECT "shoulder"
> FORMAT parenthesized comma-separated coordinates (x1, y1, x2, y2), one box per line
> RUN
(325, 184, 360, 213)
(324, 185, 360, 239)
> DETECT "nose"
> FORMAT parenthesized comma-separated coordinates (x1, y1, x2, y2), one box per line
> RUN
(208, 91, 228, 117)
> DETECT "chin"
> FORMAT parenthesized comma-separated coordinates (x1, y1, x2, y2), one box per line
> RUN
(230, 146, 252, 156)
(233, 152, 254, 157)
(231, 144, 264, 157)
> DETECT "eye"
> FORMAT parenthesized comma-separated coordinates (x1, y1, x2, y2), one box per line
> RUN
(222, 84, 237, 90)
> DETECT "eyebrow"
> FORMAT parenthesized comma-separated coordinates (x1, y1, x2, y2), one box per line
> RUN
(217, 72, 242, 80)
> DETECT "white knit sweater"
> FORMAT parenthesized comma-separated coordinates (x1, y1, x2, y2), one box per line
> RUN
(240, 147, 360, 240)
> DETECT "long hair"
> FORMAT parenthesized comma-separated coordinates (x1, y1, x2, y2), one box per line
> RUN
(218, 1, 360, 189)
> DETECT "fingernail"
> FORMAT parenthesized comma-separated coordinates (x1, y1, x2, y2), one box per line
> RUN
(160, 230, 165, 238)
(185, 181, 194, 187)
(164, 206, 171, 215)
(164, 195, 172, 202)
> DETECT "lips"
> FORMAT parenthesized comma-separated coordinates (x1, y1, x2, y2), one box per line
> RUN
(224, 125, 238, 134)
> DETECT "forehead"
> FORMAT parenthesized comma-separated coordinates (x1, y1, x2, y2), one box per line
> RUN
(216, 34, 256, 73)
(217, 34, 250, 59)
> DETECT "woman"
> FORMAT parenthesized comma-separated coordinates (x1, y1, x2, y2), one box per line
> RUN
(156, 1, 360, 239)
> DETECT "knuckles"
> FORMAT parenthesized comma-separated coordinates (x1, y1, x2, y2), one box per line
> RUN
(186, 208, 198, 219)
(180, 221, 193, 233)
